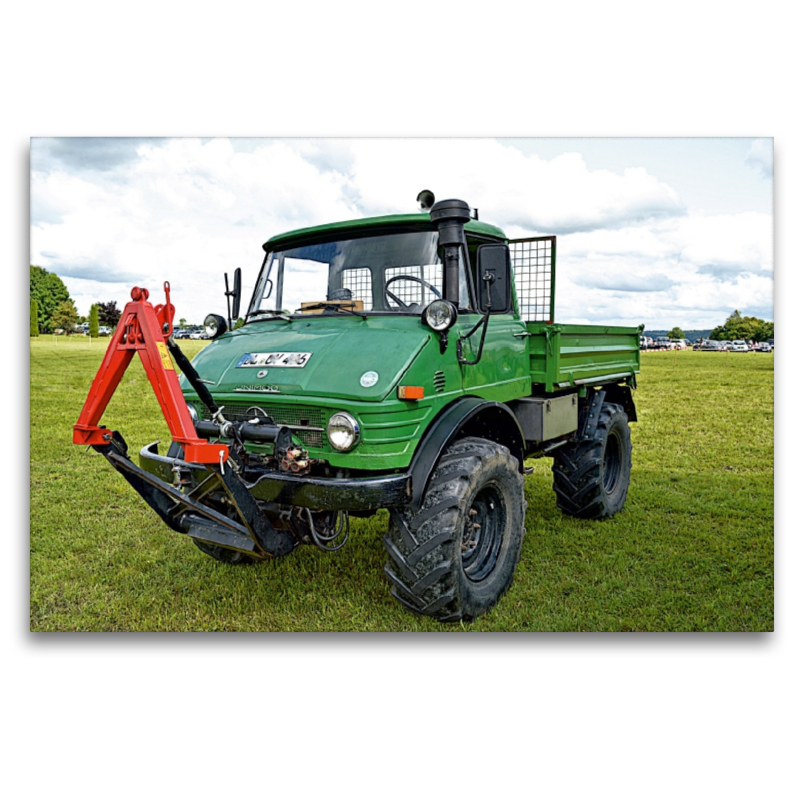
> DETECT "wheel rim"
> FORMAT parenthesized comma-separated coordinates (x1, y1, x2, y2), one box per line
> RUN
(461, 483, 506, 583)
(603, 430, 622, 495)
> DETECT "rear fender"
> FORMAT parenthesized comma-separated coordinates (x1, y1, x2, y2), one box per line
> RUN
(407, 397, 525, 511)
(602, 383, 637, 422)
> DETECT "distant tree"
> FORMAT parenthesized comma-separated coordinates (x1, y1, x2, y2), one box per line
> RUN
(88, 304, 100, 338)
(98, 301, 121, 329)
(668, 326, 685, 340)
(757, 321, 774, 341)
(30, 265, 72, 332)
(30, 298, 39, 336)
(233, 317, 245, 330)
(50, 300, 78, 334)
(710, 310, 773, 341)
(179, 318, 187, 328)
(710, 310, 742, 340)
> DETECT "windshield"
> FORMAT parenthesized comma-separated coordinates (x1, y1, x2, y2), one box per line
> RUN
(248, 230, 472, 317)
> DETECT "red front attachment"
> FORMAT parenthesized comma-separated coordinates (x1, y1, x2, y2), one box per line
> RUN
(73, 283, 228, 464)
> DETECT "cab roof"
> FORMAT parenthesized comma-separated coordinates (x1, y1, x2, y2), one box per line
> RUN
(263, 212, 506, 250)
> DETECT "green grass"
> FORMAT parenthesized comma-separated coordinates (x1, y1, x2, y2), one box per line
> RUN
(30, 338, 774, 631)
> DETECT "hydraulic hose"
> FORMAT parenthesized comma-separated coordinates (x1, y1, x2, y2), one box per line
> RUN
(166, 337, 220, 415)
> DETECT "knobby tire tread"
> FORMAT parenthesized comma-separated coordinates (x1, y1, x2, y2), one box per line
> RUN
(551, 402, 632, 520)
(384, 437, 526, 622)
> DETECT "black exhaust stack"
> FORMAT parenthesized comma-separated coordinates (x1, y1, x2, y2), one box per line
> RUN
(430, 199, 472, 306)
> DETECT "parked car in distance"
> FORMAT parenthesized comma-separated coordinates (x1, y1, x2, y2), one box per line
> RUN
(671, 339, 687, 350)
(755, 342, 773, 352)
(173, 329, 194, 339)
(98, 326, 112, 336)
(701, 340, 724, 351)
(730, 340, 749, 352)
(653, 336, 672, 350)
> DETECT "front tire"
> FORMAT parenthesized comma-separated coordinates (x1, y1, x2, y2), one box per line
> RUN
(383, 437, 526, 622)
(552, 402, 632, 519)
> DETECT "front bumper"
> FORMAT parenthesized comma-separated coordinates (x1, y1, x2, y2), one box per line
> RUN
(139, 442, 412, 511)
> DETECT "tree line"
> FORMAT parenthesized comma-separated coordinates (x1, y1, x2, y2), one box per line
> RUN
(708, 310, 773, 342)
(30, 265, 121, 335)
(662, 311, 773, 343)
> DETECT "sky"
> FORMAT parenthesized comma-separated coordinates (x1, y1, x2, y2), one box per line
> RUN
(30, 137, 773, 331)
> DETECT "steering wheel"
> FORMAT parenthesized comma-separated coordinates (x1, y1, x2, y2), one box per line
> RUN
(383, 274, 442, 310)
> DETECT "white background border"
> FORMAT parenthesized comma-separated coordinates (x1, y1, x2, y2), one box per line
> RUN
(9, 3, 794, 798)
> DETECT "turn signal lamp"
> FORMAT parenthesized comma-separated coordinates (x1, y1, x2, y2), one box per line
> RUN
(398, 386, 425, 401)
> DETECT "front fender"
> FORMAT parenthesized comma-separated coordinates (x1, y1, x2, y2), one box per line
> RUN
(407, 397, 525, 511)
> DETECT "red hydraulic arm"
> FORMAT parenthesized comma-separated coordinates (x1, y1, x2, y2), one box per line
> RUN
(73, 283, 228, 464)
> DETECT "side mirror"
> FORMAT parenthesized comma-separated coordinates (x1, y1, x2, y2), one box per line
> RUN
(476, 244, 511, 313)
(231, 267, 242, 319)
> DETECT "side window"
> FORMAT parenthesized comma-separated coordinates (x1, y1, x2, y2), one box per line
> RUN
(341, 267, 374, 310)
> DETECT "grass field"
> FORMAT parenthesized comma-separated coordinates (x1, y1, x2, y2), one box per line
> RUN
(29, 337, 774, 631)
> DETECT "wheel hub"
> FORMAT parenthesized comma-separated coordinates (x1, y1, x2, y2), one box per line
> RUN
(461, 484, 505, 582)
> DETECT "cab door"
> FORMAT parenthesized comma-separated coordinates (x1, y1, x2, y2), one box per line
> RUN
(458, 242, 531, 402)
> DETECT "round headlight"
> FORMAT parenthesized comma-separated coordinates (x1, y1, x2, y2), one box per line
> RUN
(204, 313, 228, 339)
(422, 300, 458, 332)
(327, 412, 360, 452)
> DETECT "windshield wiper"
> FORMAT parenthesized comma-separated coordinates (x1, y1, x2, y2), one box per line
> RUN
(301, 302, 368, 319)
(248, 311, 293, 322)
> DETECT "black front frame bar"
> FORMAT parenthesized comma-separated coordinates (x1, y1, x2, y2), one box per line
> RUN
(94, 431, 298, 557)
(139, 442, 412, 512)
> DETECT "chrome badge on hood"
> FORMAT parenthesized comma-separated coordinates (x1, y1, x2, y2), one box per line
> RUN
(236, 352, 312, 368)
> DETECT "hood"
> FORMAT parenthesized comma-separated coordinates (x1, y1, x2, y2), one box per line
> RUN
(182, 316, 431, 402)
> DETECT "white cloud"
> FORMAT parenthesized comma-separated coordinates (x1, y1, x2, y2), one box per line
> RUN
(745, 138, 773, 179)
(552, 210, 772, 328)
(343, 139, 684, 233)
(667, 211, 772, 275)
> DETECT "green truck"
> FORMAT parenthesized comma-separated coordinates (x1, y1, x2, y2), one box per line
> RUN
(75, 195, 641, 622)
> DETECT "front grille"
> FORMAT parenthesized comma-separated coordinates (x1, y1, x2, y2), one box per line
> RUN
(200, 402, 326, 448)
(433, 371, 446, 393)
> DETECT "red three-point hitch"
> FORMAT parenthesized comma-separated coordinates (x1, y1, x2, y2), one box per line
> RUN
(73, 283, 228, 464)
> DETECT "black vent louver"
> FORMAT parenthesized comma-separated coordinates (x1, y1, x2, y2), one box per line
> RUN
(433, 371, 446, 393)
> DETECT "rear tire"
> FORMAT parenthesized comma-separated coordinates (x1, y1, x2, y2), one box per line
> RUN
(383, 437, 526, 622)
(552, 402, 632, 519)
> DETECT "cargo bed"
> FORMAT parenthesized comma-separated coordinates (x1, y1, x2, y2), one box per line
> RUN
(524, 322, 641, 392)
